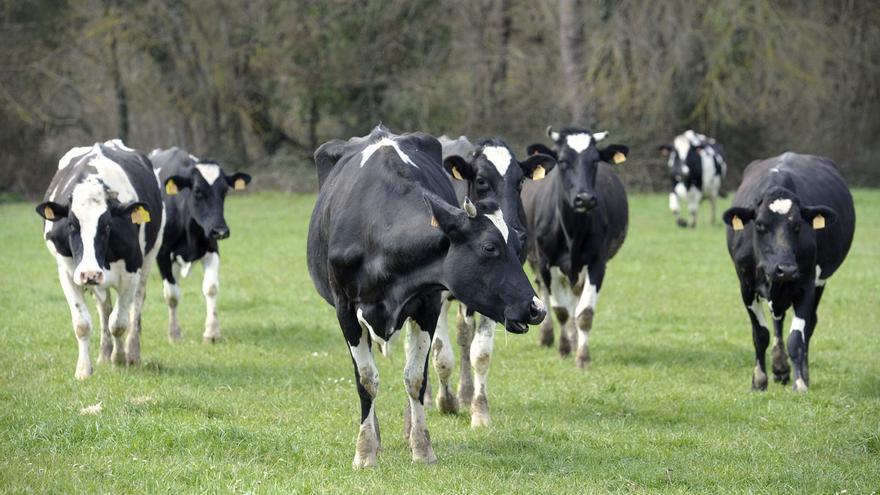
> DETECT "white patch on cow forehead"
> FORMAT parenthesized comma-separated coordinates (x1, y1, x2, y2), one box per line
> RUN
(195, 163, 221, 185)
(484, 208, 509, 243)
(565, 133, 593, 153)
(481, 146, 512, 176)
(360, 137, 417, 168)
(768, 198, 792, 215)
(673, 135, 691, 159)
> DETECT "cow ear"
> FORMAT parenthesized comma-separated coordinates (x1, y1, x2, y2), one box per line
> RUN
(443, 156, 475, 181)
(36, 201, 68, 221)
(658, 144, 672, 157)
(314, 139, 346, 190)
(723, 207, 756, 231)
(225, 172, 252, 191)
(113, 201, 152, 225)
(526, 144, 557, 161)
(801, 205, 837, 230)
(424, 193, 467, 238)
(519, 153, 556, 180)
(164, 175, 191, 196)
(599, 144, 629, 165)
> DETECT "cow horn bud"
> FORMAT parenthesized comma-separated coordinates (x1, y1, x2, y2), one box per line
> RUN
(463, 197, 477, 218)
(546, 126, 560, 142)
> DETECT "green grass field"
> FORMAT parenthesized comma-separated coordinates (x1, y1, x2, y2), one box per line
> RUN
(1, 191, 877, 494)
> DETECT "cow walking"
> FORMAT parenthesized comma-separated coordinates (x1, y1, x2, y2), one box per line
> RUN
(722, 153, 854, 392)
(431, 135, 555, 426)
(524, 126, 629, 368)
(36, 140, 164, 379)
(308, 126, 545, 468)
(659, 130, 727, 227)
(149, 148, 251, 343)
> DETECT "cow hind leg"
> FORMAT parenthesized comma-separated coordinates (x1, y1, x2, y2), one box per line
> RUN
(574, 265, 603, 369)
(58, 266, 93, 380)
(746, 297, 771, 391)
(161, 259, 183, 342)
(342, 311, 380, 469)
(470, 316, 494, 427)
(202, 252, 221, 343)
(93, 287, 113, 364)
(404, 320, 436, 464)
(770, 306, 790, 384)
(787, 294, 815, 393)
(803, 285, 825, 386)
(109, 272, 138, 366)
(431, 298, 459, 414)
(126, 262, 152, 365)
(456, 305, 475, 406)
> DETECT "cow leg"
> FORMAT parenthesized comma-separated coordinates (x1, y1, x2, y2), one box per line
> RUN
(159, 254, 183, 342)
(708, 193, 718, 225)
(470, 315, 494, 427)
(58, 266, 93, 380)
(456, 304, 475, 407)
(340, 308, 380, 469)
(202, 252, 221, 343)
(687, 186, 702, 228)
(574, 264, 603, 369)
(536, 278, 554, 347)
(787, 294, 815, 393)
(93, 287, 113, 365)
(745, 294, 770, 391)
(431, 297, 458, 414)
(126, 260, 153, 365)
(803, 285, 825, 386)
(109, 271, 138, 366)
(549, 268, 576, 358)
(404, 319, 437, 464)
(670, 191, 686, 227)
(769, 301, 791, 384)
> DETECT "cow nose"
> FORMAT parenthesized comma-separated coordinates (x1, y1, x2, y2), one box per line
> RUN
(774, 263, 799, 281)
(80, 271, 104, 286)
(574, 193, 597, 211)
(210, 226, 230, 240)
(528, 297, 547, 325)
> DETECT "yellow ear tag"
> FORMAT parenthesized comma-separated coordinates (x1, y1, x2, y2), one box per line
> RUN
(166, 180, 178, 195)
(44, 206, 55, 220)
(732, 215, 744, 231)
(234, 178, 246, 191)
(812, 214, 825, 230)
(532, 165, 546, 180)
(451, 167, 464, 181)
(131, 206, 151, 225)
(430, 216, 439, 227)
(612, 152, 626, 164)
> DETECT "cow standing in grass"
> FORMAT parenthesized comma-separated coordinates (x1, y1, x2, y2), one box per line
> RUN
(659, 130, 727, 227)
(149, 148, 251, 343)
(431, 135, 555, 427)
(722, 153, 854, 392)
(36, 140, 164, 379)
(308, 125, 545, 468)
(524, 126, 629, 368)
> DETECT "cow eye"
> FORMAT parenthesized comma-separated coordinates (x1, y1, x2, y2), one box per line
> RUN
(476, 178, 489, 190)
(480, 242, 499, 257)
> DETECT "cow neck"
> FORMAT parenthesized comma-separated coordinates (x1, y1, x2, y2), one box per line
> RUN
(384, 257, 447, 332)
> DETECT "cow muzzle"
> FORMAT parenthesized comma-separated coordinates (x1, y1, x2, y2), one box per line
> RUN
(771, 263, 800, 282)
(77, 270, 105, 286)
(573, 193, 597, 212)
(209, 226, 230, 240)
(503, 297, 546, 334)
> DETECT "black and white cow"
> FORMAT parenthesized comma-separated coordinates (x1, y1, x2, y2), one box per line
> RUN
(658, 130, 727, 227)
(308, 125, 545, 468)
(431, 135, 555, 426)
(722, 152, 854, 392)
(524, 126, 629, 368)
(36, 140, 164, 379)
(149, 147, 251, 343)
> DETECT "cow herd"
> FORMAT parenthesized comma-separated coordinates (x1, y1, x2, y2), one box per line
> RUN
(36, 125, 855, 469)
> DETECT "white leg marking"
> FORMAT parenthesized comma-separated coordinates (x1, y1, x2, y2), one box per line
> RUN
(109, 270, 138, 365)
(669, 192, 680, 212)
(58, 265, 93, 379)
(404, 320, 436, 463)
(470, 316, 495, 427)
(93, 286, 113, 364)
(790, 317, 806, 334)
(687, 186, 702, 226)
(431, 297, 458, 413)
(350, 325, 379, 469)
(815, 265, 826, 287)
(164, 262, 183, 342)
(749, 299, 768, 329)
(202, 252, 221, 342)
(549, 267, 576, 311)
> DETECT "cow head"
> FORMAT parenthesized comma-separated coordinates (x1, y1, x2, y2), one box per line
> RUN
(528, 126, 628, 213)
(163, 160, 251, 240)
(36, 176, 150, 287)
(659, 132, 703, 186)
(723, 187, 837, 283)
(425, 194, 546, 333)
(443, 138, 556, 259)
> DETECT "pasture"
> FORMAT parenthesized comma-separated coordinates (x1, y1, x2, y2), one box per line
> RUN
(1, 191, 877, 493)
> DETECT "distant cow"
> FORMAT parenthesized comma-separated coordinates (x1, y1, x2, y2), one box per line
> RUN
(308, 125, 545, 468)
(36, 140, 164, 379)
(524, 126, 629, 368)
(431, 135, 555, 426)
(722, 152, 854, 392)
(659, 130, 727, 227)
(149, 148, 251, 343)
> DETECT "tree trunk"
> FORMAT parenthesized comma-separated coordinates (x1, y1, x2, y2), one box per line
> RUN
(558, 0, 590, 126)
(109, 31, 129, 142)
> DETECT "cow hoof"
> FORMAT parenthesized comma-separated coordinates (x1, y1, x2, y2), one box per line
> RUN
(411, 442, 437, 464)
(470, 395, 490, 428)
(576, 352, 591, 369)
(203, 335, 221, 344)
(111, 351, 127, 366)
(538, 323, 554, 347)
(773, 370, 790, 384)
(126, 354, 141, 366)
(751, 366, 768, 391)
(74, 365, 93, 380)
(676, 218, 688, 228)
(793, 378, 808, 393)
(352, 454, 378, 469)
(435, 391, 459, 415)
(558, 339, 572, 358)
(168, 330, 182, 343)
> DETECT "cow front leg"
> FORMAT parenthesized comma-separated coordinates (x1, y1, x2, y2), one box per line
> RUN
(536, 280, 554, 347)
(787, 296, 814, 393)
(456, 304, 475, 406)
(431, 297, 459, 414)
(109, 272, 138, 366)
(202, 252, 221, 343)
(687, 186, 702, 228)
(159, 255, 182, 342)
(470, 316, 494, 427)
(746, 296, 771, 390)
(708, 193, 718, 225)
(803, 285, 825, 385)
(342, 311, 380, 469)
(573, 265, 603, 369)
(404, 321, 436, 464)
(58, 266, 93, 379)
(93, 287, 113, 364)
(126, 262, 152, 365)
(769, 302, 790, 384)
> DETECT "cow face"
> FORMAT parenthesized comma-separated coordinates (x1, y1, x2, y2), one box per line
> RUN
(36, 176, 150, 286)
(659, 135, 702, 185)
(723, 189, 837, 283)
(425, 194, 546, 333)
(164, 161, 251, 240)
(529, 126, 628, 213)
(443, 140, 555, 259)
